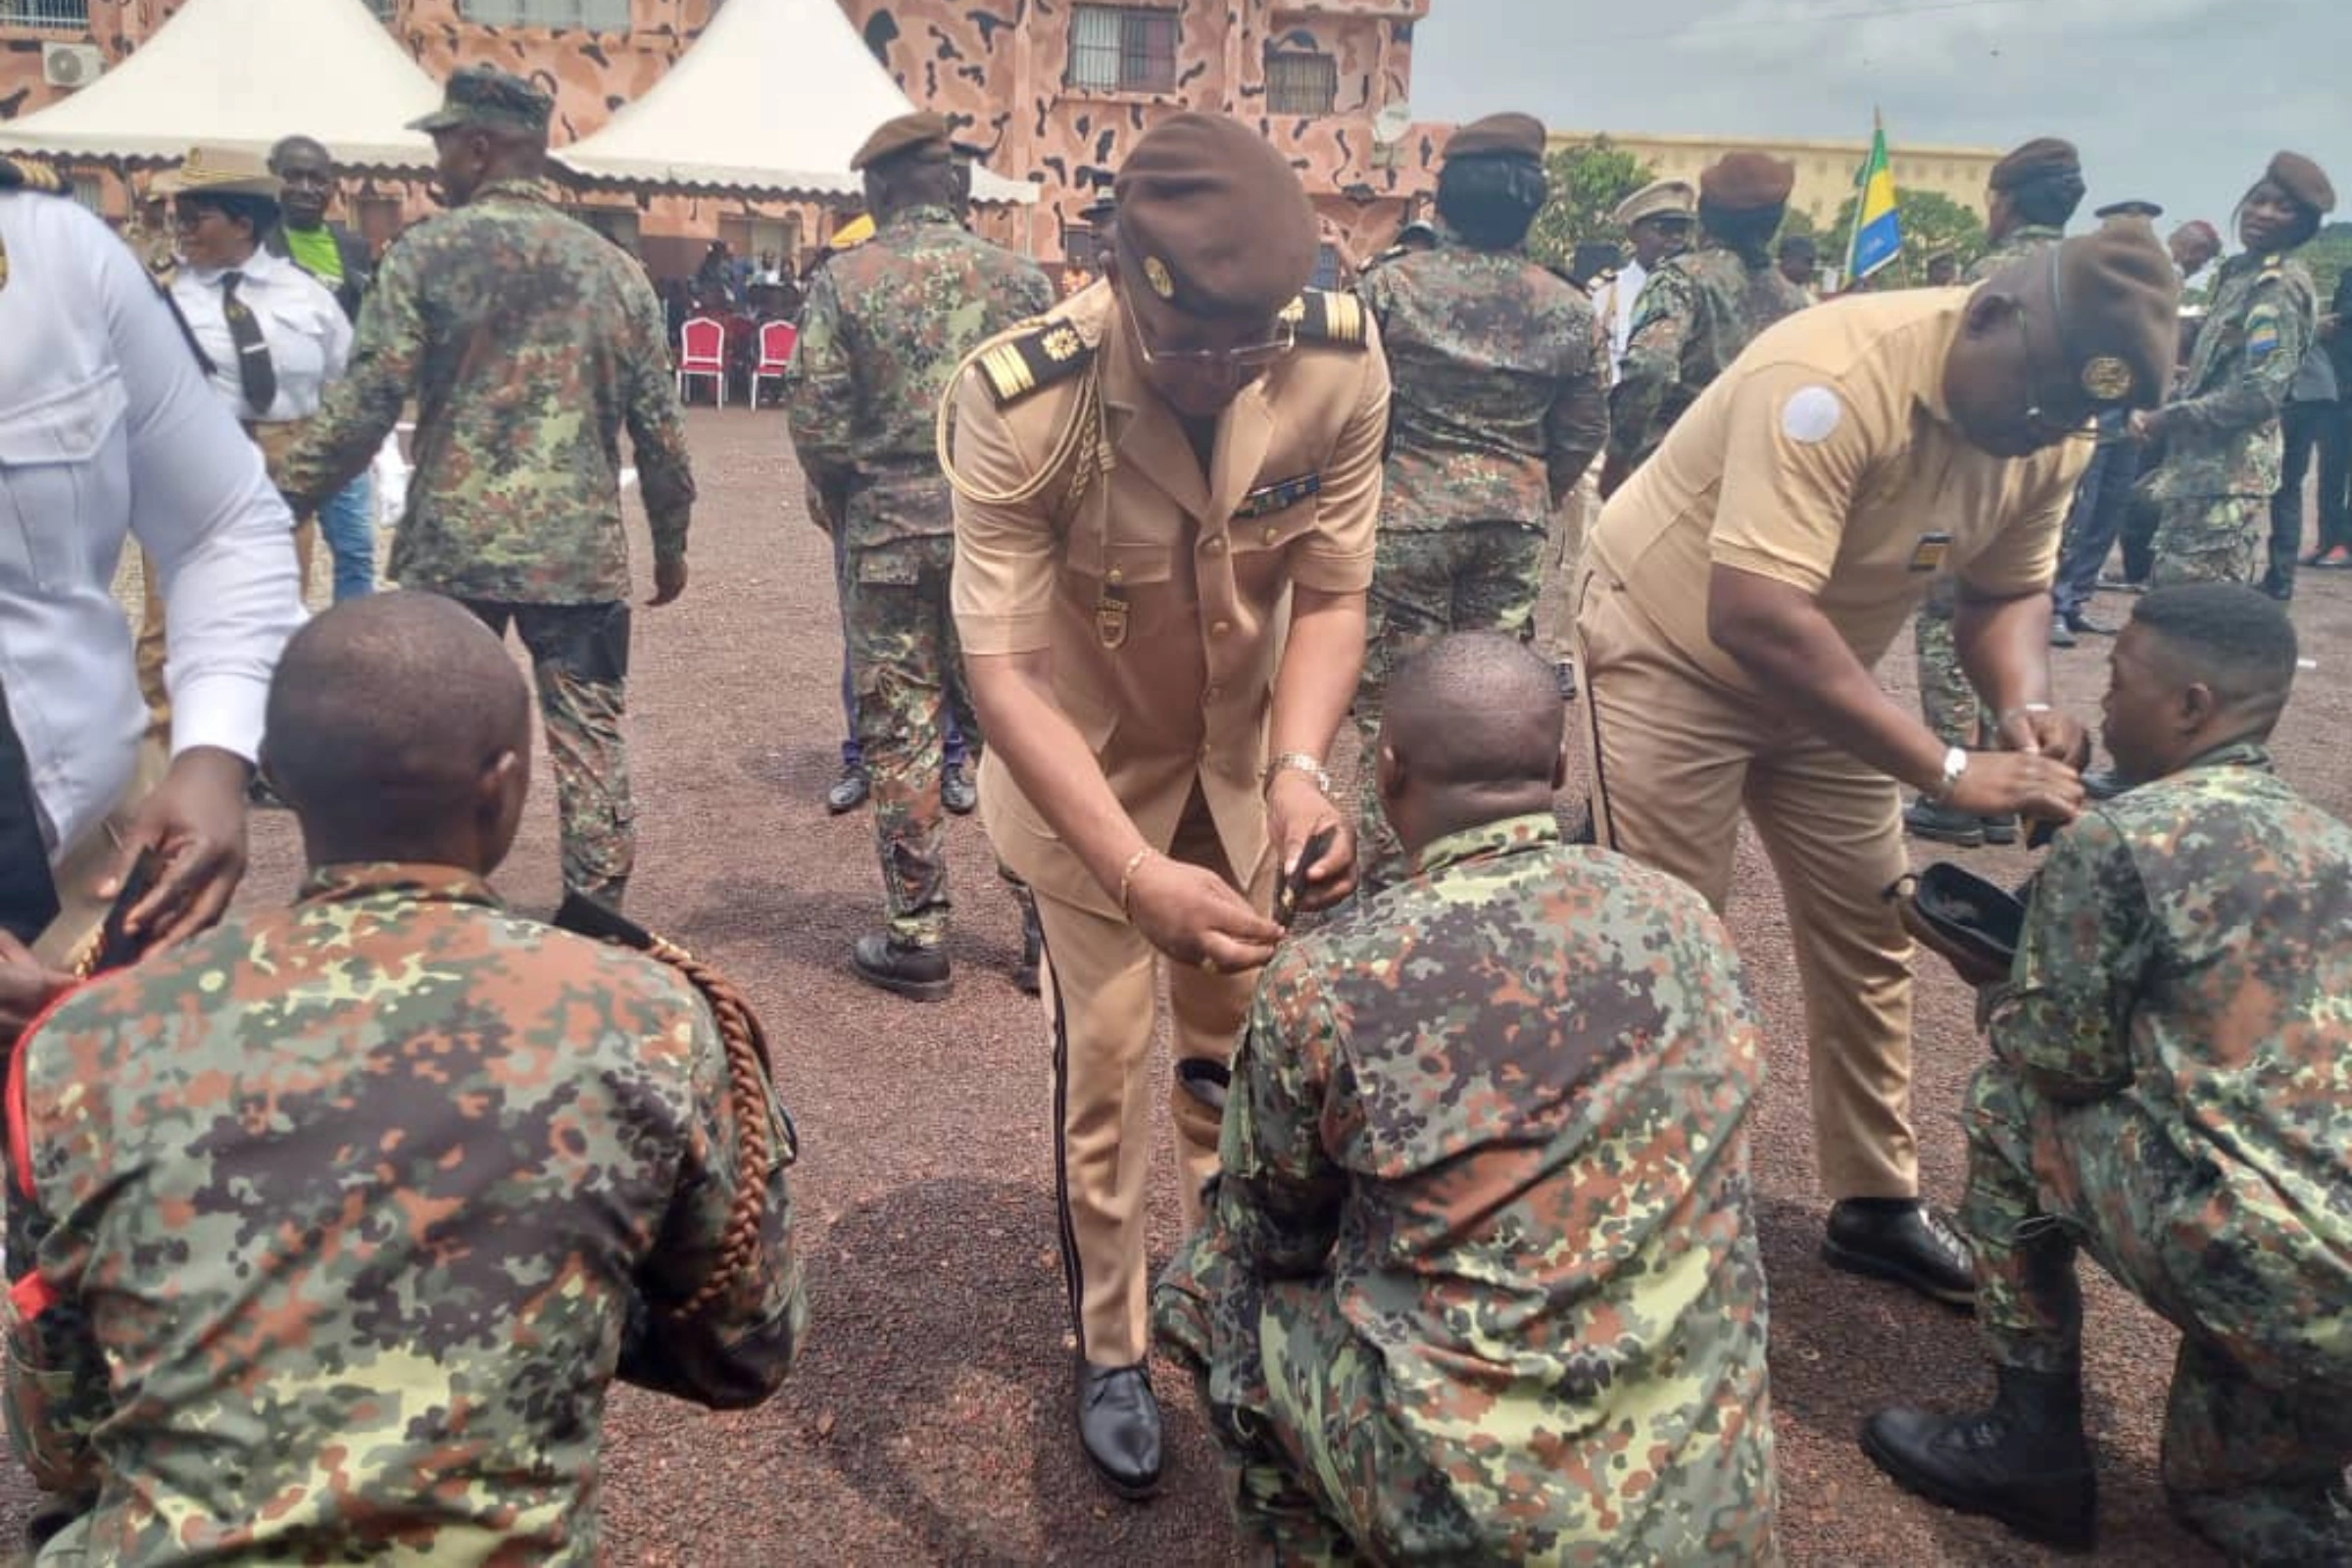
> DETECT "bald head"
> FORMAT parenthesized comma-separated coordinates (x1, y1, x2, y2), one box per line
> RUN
(264, 593, 532, 869)
(1378, 635, 1568, 857)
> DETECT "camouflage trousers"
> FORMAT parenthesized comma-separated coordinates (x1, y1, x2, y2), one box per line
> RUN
(846, 537, 977, 949)
(463, 600, 634, 905)
(1354, 522, 1545, 892)
(1912, 575, 1988, 752)
(1963, 1060, 2352, 1563)
(2150, 497, 2266, 588)
(1153, 1226, 1781, 1566)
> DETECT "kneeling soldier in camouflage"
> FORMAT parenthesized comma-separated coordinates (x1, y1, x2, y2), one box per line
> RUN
(3, 592, 804, 1563)
(1155, 633, 1778, 1563)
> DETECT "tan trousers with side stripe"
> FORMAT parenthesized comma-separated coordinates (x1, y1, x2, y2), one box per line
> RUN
(1034, 791, 1270, 1367)
(1575, 565, 1920, 1201)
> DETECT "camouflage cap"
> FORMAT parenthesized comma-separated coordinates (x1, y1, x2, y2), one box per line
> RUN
(1112, 112, 1315, 319)
(2051, 217, 2182, 410)
(409, 64, 554, 138)
(850, 112, 953, 173)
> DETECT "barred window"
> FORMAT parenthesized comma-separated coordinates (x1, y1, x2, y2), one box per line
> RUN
(1264, 49, 1336, 116)
(0, 1, 88, 28)
(460, 0, 630, 29)
(1067, 5, 1177, 95)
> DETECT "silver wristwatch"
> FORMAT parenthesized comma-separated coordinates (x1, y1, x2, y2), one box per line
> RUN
(1262, 751, 1332, 797)
(1930, 745, 1970, 805)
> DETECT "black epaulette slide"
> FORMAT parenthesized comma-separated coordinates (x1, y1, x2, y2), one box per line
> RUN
(974, 318, 1094, 407)
(1281, 289, 1369, 349)
(0, 157, 68, 195)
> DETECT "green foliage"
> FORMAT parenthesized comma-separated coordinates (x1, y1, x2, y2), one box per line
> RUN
(2301, 221, 2352, 303)
(1819, 185, 1988, 283)
(1526, 136, 1657, 270)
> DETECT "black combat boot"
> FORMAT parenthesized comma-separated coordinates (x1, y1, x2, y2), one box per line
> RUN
(1862, 1363, 2097, 1551)
(1904, 798, 1985, 848)
(851, 934, 950, 1001)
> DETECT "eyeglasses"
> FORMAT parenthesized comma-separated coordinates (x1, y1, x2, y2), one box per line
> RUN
(171, 205, 219, 231)
(1130, 316, 1297, 372)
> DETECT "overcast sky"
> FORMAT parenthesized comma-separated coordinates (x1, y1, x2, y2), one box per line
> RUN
(1412, 0, 2348, 236)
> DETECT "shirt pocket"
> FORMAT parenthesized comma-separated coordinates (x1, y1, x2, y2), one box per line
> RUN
(0, 367, 129, 594)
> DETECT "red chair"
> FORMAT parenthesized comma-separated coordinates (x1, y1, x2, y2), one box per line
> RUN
(754, 319, 799, 405)
(677, 317, 727, 408)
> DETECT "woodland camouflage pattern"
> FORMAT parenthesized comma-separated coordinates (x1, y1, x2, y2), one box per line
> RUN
(787, 205, 1052, 947)
(275, 179, 695, 605)
(1351, 239, 1609, 889)
(1961, 221, 2066, 284)
(1608, 247, 1809, 472)
(1967, 743, 2352, 1561)
(2147, 254, 2319, 585)
(1153, 814, 1779, 1564)
(4, 863, 804, 1565)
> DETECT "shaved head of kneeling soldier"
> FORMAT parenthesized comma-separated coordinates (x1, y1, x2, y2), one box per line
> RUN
(1574, 220, 2180, 1311)
(1156, 633, 1778, 1561)
(1865, 586, 2352, 1562)
(945, 112, 1389, 1496)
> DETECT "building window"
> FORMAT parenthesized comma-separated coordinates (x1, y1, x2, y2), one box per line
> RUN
(1067, 5, 1177, 95)
(459, 0, 630, 28)
(1264, 48, 1337, 115)
(0, 0, 88, 27)
(67, 173, 100, 212)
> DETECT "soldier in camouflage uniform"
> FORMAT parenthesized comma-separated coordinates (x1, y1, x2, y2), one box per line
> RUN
(1156, 635, 1778, 1564)
(788, 113, 1054, 1000)
(3, 593, 804, 1563)
(276, 66, 695, 912)
(1866, 586, 2352, 1561)
(2135, 153, 2332, 588)
(1907, 137, 2085, 849)
(1602, 151, 1808, 494)
(1349, 114, 1607, 891)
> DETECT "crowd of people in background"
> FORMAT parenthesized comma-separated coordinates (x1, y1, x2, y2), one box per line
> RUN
(0, 50, 2347, 1565)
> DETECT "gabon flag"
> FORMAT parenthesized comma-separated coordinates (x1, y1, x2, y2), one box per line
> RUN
(1845, 111, 1903, 285)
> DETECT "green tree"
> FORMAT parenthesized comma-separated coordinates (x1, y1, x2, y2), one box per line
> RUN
(2302, 220, 2352, 304)
(1526, 136, 1657, 270)
(1819, 185, 1988, 282)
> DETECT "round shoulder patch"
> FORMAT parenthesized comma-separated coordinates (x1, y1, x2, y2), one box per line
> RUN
(1781, 385, 1843, 444)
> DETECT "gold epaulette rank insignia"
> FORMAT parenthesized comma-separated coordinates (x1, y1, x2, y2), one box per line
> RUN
(973, 318, 1095, 407)
(0, 157, 67, 195)
(1280, 288, 1369, 349)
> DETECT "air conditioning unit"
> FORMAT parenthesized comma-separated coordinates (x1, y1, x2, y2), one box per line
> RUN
(41, 43, 103, 91)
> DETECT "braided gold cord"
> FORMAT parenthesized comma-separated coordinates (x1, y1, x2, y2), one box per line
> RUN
(932, 334, 1110, 521)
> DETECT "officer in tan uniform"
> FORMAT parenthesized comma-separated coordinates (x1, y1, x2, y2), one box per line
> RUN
(1574, 221, 2180, 1309)
(944, 112, 1387, 1499)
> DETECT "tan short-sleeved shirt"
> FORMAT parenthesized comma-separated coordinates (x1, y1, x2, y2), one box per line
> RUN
(1589, 289, 2087, 692)
(952, 283, 1390, 913)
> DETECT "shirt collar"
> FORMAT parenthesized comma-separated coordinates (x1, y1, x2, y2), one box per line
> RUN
(2177, 738, 2275, 776)
(473, 177, 552, 207)
(1408, 811, 1563, 879)
(184, 248, 294, 288)
(1913, 292, 1973, 427)
(297, 861, 504, 911)
(879, 204, 958, 236)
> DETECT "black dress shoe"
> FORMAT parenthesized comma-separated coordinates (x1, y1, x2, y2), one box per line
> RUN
(2061, 611, 2116, 637)
(2047, 619, 2078, 649)
(1861, 1368, 2097, 1551)
(1823, 1199, 1976, 1309)
(1077, 1361, 1162, 1499)
(1978, 812, 2020, 846)
(1904, 799, 1984, 849)
(825, 762, 870, 814)
(850, 934, 951, 1001)
(941, 762, 978, 816)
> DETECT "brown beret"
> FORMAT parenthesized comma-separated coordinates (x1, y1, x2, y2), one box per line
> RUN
(1113, 112, 1316, 319)
(1698, 151, 1795, 213)
(1988, 136, 2080, 193)
(850, 112, 953, 173)
(2052, 218, 2182, 411)
(1446, 113, 1546, 163)
(2266, 151, 2336, 215)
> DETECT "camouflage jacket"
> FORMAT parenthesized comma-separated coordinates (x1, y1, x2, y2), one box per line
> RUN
(274, 180, 696, 604)
(1173, 813, 1776, 1559)
(1609, 246, 1808, 470)
(785, 205, 1054, 551)
(1988, 743, 2352, 1337)
(1961, 222, 2065, 284)
(2147, 251, 2318, 501)
(4, 862, 804, 1565)
(1354, 238, 1607, 529)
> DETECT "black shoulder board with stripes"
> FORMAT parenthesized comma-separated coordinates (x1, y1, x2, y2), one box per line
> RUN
(972, 318, 1095, 408)
(1279, 288, 1369, 349)
(0, 157, 70, 196)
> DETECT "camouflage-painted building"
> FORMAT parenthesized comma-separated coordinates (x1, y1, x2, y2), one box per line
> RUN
(0, 0, 1442, 269)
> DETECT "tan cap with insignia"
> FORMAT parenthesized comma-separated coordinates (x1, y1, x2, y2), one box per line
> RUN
(153, 145, 282, 199)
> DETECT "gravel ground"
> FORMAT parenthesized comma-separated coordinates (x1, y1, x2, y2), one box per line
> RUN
(21, 407, 2352, 1565)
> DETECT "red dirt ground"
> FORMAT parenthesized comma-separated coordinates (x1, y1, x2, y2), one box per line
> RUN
(14, 405, 2350, 1565)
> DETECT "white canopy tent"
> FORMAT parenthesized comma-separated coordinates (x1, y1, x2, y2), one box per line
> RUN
(555, 0, 1036, 206)
(0, 0, 440, 171)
